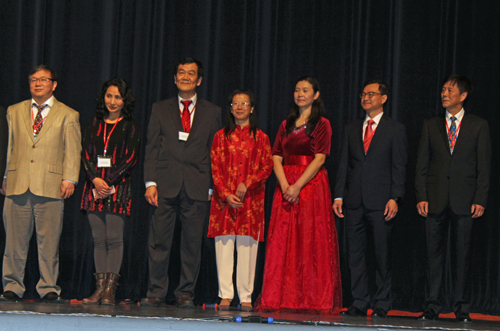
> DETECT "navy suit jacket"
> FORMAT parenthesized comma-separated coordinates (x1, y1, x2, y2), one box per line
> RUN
(334, 114, 407, 211)
(0, 106, 7, 178)
(144, 97, 222, 201)
(415, 112, 491, 215)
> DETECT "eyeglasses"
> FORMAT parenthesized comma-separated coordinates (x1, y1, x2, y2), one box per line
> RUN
(359, 92, 382, 99)
(231, 102, 250, 107)
(30, 77, 53, 84)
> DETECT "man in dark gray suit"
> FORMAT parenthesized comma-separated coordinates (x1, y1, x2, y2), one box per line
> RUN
(334, 80, 407, 319)
(0, 106, 6, 181)
(142, 57, 222, 308)
(415, 75, 490, 323)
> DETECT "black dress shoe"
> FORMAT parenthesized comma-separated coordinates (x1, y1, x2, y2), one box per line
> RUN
(340, 307, 367, 317)
(456, 312, 472, 323)
(371, 308, 387, 319)
(41, 292, 66, 304)
(0, 291, 21, 302)
(176, 293, 195, 309)
(140, 297, 165, 307)
(417, 310, 438, 321)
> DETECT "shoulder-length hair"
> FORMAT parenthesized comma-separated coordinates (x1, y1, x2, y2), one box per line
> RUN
(224, 89, 258, 140)
(95, 78, 135, 120)
(285, 76, 325, 136)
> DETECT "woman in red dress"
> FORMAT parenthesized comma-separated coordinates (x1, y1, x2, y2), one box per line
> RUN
(258, 76, 342, 312)
(208, 90, 273, 311)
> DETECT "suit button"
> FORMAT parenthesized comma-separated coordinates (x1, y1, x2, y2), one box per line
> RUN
(31, 160, 34, 163)
(32, 145, 35, 148)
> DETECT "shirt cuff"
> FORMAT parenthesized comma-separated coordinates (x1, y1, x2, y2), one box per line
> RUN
(334, 197, 343, 200)
(63, 179, 77, 185)
(145, 181, 157, 188)
(209, 189, 213, 195)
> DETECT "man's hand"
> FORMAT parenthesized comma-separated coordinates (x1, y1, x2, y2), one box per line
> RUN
(226, 194, 243, 208)
(417, 201, 428, 217)
(471, 204, 485, 218)
(0, 178, 6, 196)
(92, 178, 111, 196)
(384, 199, 398, 221)
(332, 199, 344, 218)
(145, 186, 158, 207)
(61, 181, 75, 199)
(235, 182, 247, 201)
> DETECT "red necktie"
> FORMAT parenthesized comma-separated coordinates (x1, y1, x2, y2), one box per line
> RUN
(33, 103, 46, 135)
(181, 100, 192, 133)
(363, 120, 375, 153)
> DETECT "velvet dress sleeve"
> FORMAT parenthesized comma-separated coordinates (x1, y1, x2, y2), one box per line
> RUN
(271, 120, 287, 156)
(310, 117, 332, 156)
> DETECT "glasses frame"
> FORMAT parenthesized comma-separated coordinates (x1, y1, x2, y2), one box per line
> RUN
(29, 77, 54, 84)
(359, 92, 383, 99)
(231, 102, 251, 107)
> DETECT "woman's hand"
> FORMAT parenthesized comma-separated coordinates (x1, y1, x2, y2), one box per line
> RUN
(226, 194, 243, 209)
(283, 184, 300, 203)
(92, 178, 112, 196)
(235, 182, 247, 201)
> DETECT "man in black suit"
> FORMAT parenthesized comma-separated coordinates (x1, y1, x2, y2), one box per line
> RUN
(415, 75, 490, 323)
(0, 106, 6, 182)
(334, 80, 407, 319)
(142, 57, 222, 308)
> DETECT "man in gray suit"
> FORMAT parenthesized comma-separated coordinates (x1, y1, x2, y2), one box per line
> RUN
(0, 105, 6, 180)
(0, 65, 81, 302)
(142, 57, 222, 308)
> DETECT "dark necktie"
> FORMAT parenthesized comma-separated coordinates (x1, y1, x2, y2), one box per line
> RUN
(181, 100, 192, 133)
(449, 116, 457, 154)
(33, 103, 47, 135)
(363, 119, 375, 154)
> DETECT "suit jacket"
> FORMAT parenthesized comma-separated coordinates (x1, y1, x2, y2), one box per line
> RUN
(334, 114, 407, 211)
(415, 113, 491, 215)
(144, 97, 222, 201)
(5, 98, 81, 199)
(0, 106, 7, 178)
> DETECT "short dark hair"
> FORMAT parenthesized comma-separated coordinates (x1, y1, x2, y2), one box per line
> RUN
(95, 78, 135, 120)
(174, 57, 204, 78)
(224, 89, 258, 139)
(442, 74, 473, 95)
(29, 64, 58, 82)
(363, 79, 389, 96)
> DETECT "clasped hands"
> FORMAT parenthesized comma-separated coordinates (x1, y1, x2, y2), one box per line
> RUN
(226, 182, 247, 208)
(92, 178, 112, 200)
(280, 183, 300, 203)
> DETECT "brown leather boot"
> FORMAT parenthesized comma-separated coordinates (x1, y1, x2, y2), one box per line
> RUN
(101, 273, 120, 306)
(83, 273, 106, 305)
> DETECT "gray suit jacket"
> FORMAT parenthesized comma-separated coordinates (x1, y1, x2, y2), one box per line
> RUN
(5, 98, 81, 199)
(144, 97, 222, 201)
(0, 106, 7, 178)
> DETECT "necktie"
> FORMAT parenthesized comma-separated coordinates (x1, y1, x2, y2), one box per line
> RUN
(181, 100, 192, 133)
(449, 116, 457, 154)
(363, 119, 375, 154)
(33, 103, 46, 135)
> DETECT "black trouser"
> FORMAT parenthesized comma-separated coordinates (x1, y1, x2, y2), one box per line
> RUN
(424, 207, 473, 315)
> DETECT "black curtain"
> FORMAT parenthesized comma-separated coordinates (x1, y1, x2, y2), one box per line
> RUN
(0, 0, 499, 314)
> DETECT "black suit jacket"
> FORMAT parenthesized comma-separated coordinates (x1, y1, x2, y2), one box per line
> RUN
(144, 97, 222, 201)
(0, 106, 8, 178)
(415, 113, 491, 215)
(334, 114, 407, 211)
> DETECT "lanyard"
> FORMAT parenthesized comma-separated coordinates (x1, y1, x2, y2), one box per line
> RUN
(32, 107, 46, 133)
(103, 119, 121, 155)
(445, 117, 462, 149)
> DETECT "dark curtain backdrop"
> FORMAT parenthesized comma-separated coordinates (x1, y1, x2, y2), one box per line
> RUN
(0, 0, 499, 314)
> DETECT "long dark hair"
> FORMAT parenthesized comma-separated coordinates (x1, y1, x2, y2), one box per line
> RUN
(95, 78, 135, 120)
(224, 89, 258, 140)
(285, 76, 325, 136)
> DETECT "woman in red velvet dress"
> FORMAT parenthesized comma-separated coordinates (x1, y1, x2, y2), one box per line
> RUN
(258, 76, 342, 312)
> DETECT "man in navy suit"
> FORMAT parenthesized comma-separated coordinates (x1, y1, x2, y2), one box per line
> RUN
(142, 57, 222, 308)
(415, 75, 490, 323)
(334, 80, 407, 318)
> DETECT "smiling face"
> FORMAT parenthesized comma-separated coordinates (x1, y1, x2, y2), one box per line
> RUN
(174, 63, 202, 98)
(294, 80, 319, 111)
(29, 69, 57, 105)
(360, 83, 387, 117)
(231, 93, 253, 126)
(441, 81, 467, 114)
(104, 85, 124, 118)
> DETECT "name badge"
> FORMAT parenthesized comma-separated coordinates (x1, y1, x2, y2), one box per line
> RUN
(97, 155, 112, 168)
(179, 131, 189, 141)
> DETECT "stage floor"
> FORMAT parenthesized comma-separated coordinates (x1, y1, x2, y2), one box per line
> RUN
(0, 301, 498, 331)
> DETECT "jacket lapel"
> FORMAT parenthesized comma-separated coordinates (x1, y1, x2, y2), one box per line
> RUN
(189, 101, 205, 139)
(23, 100, 35, 143)
(168, 99, 184, 132)
(437, 115, 450, 154)
(365, 114, 387, 155)
(34, 98, 62, 144)
(355, 119, 365, 155)
(453, 113, 470, 154)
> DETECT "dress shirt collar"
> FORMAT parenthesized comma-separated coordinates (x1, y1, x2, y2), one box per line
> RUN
(364, 111, 384, 126)
(446, 108, 464, 123)
(32, 95, 55, 109)
(178, 93, 197, 112)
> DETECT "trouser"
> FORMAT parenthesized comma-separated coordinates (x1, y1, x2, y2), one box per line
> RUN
(87, 211, 126, 274)
(215, 235, 259, 303)
(2, 190, 63, 297)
